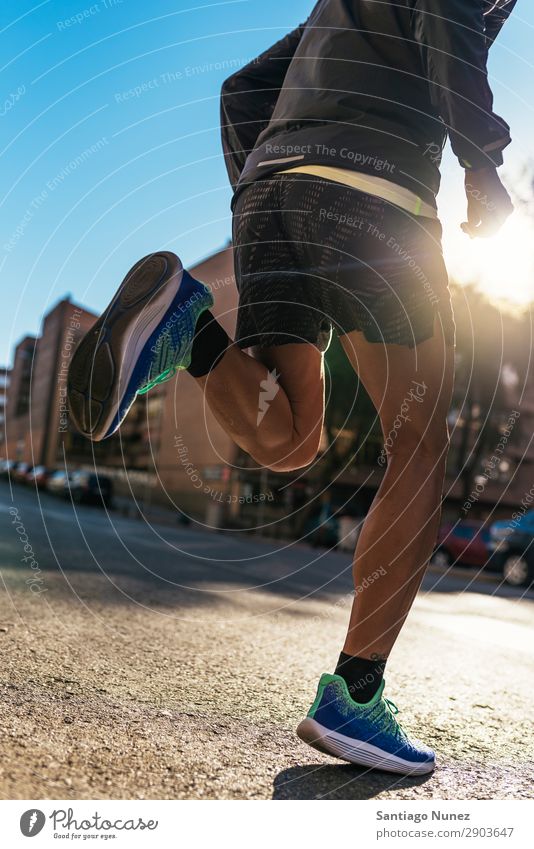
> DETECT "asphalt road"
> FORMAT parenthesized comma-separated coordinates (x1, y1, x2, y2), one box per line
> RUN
(1, 480, 533, 800)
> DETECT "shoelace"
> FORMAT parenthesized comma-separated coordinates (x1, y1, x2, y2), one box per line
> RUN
(382, 697, 410, 742)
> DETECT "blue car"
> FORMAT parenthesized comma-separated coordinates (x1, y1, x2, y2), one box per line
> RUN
(488, 510, 534, 587)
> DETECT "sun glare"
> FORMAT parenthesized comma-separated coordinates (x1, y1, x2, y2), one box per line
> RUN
(444, 210, 534, 305)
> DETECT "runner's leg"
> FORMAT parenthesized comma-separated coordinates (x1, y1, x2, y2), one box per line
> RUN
(338, 315, 454, 660)
(192, 341, 325, 473)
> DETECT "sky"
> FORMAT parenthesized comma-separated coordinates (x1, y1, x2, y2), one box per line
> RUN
(1, 0, 534, 364)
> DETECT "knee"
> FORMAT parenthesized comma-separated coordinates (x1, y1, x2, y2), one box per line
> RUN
(418, 421, 450, 460)
(387, 418, 450, 464)
(265, 450, 317, 473)
(254, 435, 319, 473)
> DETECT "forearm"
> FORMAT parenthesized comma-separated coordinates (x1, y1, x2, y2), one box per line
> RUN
(414, 0, 511, 169)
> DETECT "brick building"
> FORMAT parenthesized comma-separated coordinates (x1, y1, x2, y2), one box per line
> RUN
(0, 366, 10, 452)
(4, 336, 36, 462)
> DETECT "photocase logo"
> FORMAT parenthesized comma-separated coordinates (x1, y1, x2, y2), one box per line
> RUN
(257, 368, 280, 426)
(20, 809, 46, 837)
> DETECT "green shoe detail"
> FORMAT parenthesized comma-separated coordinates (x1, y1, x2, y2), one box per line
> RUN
(308, 673, 385, 718)
(307, 674, 339, 719)
(137, 289, 213, 395)
(138, 366, 177, 395)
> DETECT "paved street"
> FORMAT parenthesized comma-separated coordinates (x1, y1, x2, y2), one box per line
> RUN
(1, 480, 533, 800)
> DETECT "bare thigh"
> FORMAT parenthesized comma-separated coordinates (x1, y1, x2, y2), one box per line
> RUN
(251, 341, 325, 470)
(339, 315, 455, 454)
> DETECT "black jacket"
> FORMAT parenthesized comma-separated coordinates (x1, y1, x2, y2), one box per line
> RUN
(221, 0, 516, 209)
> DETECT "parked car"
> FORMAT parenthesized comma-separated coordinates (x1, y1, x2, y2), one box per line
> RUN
(488, 509, 534, 553)
(305, 516, 339, 547)
(46, 469, 74, 497)
(12, 462, 34, 484)
(69, 471, 114, 508)
(488, 510, 534, 587)
(494, 545, 534, 588)
(304, 504, 340, 548)
(25, 466, 53, 489)
(430, 520, 491, 569)
(0, 460, 19, 478)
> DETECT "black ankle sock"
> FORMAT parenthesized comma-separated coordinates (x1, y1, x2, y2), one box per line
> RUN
(335, 651, 387, 703)
(186, 309, 229, 378)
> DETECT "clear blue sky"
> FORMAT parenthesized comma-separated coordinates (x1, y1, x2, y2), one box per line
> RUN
(2, 0, 533, 364)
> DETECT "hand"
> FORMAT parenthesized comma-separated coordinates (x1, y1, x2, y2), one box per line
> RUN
(461, 167, 514, 238)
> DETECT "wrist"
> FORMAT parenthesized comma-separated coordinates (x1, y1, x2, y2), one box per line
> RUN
(464, 166, 498, 175)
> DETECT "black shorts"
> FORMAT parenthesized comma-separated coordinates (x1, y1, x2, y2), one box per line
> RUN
(232, 172, 455, 353)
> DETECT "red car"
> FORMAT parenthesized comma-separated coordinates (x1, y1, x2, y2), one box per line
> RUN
(430, 520, 491, 569)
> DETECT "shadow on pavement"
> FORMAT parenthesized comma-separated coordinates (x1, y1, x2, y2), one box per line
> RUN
(272, 763, 433, 800)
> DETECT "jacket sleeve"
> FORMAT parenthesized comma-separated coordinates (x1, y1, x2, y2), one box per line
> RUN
(413, 0, 512, 169)
(220, 23, 307, 190)
(483, 0, 517, 47)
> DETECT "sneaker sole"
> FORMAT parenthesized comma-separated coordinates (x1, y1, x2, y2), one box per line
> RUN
(67, 251, 184, 442)
(296, 717, 435, 776)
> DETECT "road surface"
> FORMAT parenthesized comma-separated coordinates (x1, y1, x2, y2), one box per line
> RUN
(1, 481, 533, 799)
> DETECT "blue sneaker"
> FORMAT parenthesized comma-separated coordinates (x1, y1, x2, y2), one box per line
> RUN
(68, 252, 213, 441)
(297, 673, 435, 775)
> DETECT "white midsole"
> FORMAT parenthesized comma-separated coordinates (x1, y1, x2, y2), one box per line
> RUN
(297, 717, 435, 775)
